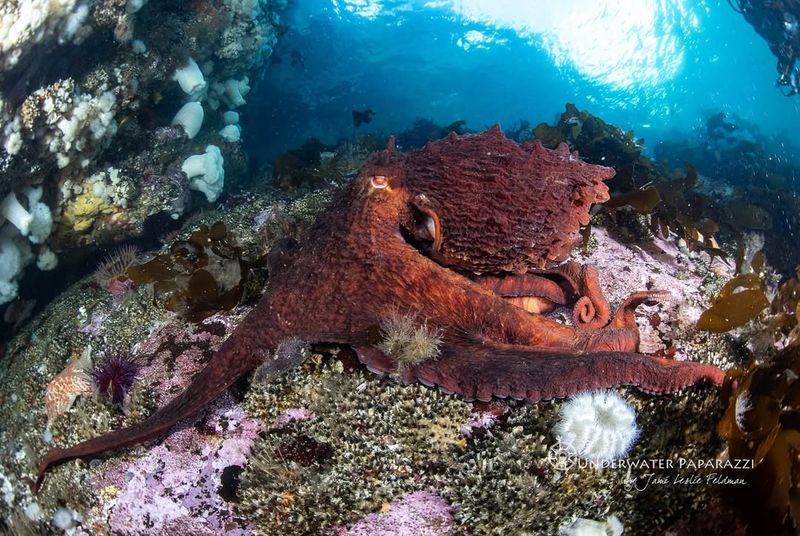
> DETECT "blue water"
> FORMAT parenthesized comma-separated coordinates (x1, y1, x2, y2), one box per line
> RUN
(245, 0, 800, 165)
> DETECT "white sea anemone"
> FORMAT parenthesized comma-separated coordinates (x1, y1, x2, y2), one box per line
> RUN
(554, 390, 639, 464)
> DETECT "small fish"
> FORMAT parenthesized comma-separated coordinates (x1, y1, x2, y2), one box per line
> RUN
(352, 108, 376, 128)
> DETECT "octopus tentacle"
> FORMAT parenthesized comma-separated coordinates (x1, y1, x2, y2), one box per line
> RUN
(528, 262, 611, 329)
(564, 264, 611, 329)
(472, 273, 568, 314)
(356, 342, 724, 403)
(35, 311, 288, 492)
(609, 290, 672, 330)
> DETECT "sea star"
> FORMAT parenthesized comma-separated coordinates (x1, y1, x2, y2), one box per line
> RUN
(36, 126, 724, 489)
(44, 347, 93, 430)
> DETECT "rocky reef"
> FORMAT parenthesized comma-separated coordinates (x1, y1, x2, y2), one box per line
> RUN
(731, 0, 800, 95)
(0, 8, 797, 527)
(0, 154, 754, 534)
(0, 0, 286, 316)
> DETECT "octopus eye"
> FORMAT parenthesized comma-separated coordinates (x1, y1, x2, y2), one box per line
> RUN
(370, 175, 389, 189)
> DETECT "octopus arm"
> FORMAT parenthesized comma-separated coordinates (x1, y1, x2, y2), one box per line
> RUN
(35, 310, 284, 492)
(404, 342, 725, 402)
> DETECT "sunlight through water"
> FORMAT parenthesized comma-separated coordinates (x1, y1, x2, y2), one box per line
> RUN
(331, 0, 699, 93)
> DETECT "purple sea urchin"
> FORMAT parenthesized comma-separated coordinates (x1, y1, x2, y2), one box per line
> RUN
(92, 354, 139, 407)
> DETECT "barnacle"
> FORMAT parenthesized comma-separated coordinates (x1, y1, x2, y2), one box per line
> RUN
(126, 221, 247, 321)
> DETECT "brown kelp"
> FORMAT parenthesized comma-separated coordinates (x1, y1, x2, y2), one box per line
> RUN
(717, 342, 800, 534)
(126, 221, 248, 321)
(698, 265, 799, 345)
(697, 273, 770, 333)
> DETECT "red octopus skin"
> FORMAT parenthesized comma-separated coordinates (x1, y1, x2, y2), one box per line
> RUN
(34, 126, 723, 491)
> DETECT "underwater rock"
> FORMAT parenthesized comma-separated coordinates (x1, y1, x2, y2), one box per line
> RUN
(0, 0, 287, 316)
(734, 2, 800, 95)
(85, 394, 262, 535)
(270, 137, 362, 190)
(343, 491, 456, 536)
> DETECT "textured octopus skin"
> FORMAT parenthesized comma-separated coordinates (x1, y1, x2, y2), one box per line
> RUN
(35, 126, 724, 490)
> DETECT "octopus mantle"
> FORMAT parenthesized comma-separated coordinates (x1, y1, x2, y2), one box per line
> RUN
(36, 126, 724, 488)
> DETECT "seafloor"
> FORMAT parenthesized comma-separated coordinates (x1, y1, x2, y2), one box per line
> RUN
(0, 173, 749, 535)
(0, 1, 797, 534)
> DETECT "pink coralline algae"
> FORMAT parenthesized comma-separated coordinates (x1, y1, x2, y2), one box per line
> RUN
(133, 314, 245, 406)
(341, 491, 457, 536)
(579, 227, 735, 359)
(460, 406, 507, 438)
(80, 312, 109, 336)
(74, 311, 260, 534)
(86, 394, 262, 535)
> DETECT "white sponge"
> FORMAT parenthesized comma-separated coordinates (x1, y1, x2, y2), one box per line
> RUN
(182, 145, 225, 202)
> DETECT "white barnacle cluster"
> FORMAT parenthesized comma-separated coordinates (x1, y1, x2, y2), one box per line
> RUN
(217, 0, 280, 67)
(1, 81, 117, 174)
(554, 390, 639, 465)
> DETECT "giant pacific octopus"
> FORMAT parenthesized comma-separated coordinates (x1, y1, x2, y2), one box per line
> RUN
(36, 126, 724, 489)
